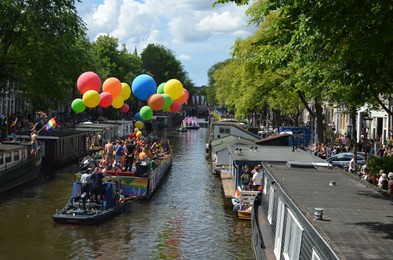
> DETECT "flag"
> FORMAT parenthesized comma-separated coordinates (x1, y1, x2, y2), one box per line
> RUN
(45, 117, 57, 131)
(213, 109, 222, 120)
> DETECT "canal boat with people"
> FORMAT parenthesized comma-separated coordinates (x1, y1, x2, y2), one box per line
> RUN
(106, 145, 173, 200)
(52, 173, 126, 225)
(0, 141, 42, 193)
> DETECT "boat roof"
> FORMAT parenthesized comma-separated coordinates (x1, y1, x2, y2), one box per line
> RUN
(0, 143, 29, 152)
(264, 158, 393, 259)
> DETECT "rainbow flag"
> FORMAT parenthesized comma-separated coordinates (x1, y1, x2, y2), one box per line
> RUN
(213, 109, 222, 120)
(45, 117, 57, 131)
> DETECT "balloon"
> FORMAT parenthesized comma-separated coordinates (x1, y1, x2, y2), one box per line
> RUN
(99, 92, 113, 108)
(119, 103, 129, 113)
(175, 89, 189, 104)
(164, 79, 183, 100)
(157, 83, 165, 94)
(135, 120, 144, 130)
(170, 101, 181, 112)
(131, 74, 157, 101)
(102, 77, 122, 98)
(82, 90, 100, 108)
(71, 98, 86, 113)
(136, 131, 142, 137)
(135, 112, 142, 121)
(162, 94, 172, 110)
(77, 71, 101, 95)
(121, 82, 131, 100)
(139, 105, 153, 121)
(147, 93, 165, 111)
(112, 96, 124, 109)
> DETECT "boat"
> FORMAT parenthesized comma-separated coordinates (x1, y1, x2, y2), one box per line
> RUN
(232, 186, 258, 220)
(52, 175, 127, 225)
(107, 153, 173, 200)
(184, 117, 200, 130)
(176, 121, 187, 132)
(0, 141, 42, 193)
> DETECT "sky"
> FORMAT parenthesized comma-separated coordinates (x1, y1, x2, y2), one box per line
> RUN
(75, 0, 256, 86)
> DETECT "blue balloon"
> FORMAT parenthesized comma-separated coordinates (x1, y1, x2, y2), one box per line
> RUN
(132, 74, 157, 101)
(135, 112, 142, 121)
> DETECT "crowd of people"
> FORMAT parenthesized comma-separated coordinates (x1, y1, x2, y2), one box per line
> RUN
(78, 128, 171, 202)
(240, 164, 264, 191)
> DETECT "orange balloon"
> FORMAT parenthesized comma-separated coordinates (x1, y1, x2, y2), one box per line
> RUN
(147, 93, 165, 111)
(175, 89, 189, 104)
(102, 77, 122, 98)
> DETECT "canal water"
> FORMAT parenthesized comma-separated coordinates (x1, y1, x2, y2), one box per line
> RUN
(0, 127, 252, 259)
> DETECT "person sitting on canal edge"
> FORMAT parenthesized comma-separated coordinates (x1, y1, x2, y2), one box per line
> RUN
(241, 165, 252, 191)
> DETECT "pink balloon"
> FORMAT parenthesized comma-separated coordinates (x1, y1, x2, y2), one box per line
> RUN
(99, 92, 113, 108)
(119, 103, 129, 113)
(77, 71, 101, 94)
(170, 101, 181, 112)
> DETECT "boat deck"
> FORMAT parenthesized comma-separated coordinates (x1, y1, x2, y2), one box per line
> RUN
(220, 172, 235, 205)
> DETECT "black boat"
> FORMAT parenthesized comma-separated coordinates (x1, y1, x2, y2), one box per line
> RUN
(52, 176, 126, 225)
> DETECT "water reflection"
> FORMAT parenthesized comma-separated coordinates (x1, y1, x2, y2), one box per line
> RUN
(0, 128, 252, 259)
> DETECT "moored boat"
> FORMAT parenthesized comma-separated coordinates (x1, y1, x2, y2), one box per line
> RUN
(0, 142, 42, 193)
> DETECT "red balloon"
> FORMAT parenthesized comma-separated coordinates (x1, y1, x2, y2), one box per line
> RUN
(119, 103, 129, 113)
(170, 101, 181, 112)
(77, 71, 101, 95)
(99, 92, 113, 108)
(147, 93, 166, 111)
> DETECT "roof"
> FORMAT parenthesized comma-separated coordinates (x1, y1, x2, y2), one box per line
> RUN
(255, 133, 290, 145)
(211, 136, 255, 153)
(265, 160, 393, 259)
(228, 144, 321, 164)
(0, 143, 29, 152)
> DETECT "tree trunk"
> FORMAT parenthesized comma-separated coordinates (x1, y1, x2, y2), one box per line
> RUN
(315, 99, 324, 144)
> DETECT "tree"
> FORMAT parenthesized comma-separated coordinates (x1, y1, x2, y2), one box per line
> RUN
(0, 0, 89, 110)
(140, 44, 194, 91)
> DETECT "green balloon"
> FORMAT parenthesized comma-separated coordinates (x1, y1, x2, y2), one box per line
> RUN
(161, 94, 172, 110)
(140, 105, 153, 121)
(71, 98, 86, 113)
(157, 82, 165, 94)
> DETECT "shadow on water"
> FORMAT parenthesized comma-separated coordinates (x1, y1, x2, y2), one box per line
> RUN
(0, 127, 253, 259)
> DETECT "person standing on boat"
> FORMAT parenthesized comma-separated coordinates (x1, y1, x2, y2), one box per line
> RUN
(104, 140, 114, 165)
(10, 117, 17, 141)
(115, 140, 126, 169)
(252, 165, 264, 191)
(125, 140, 135, 171)
(90, 167, 104, 203)
(240, 165, 252, 191)
(80, 170, 91, 198)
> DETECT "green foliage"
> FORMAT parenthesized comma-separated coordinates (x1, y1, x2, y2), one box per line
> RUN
(141, 44, 194, 92)
(368, 155, 393, 179)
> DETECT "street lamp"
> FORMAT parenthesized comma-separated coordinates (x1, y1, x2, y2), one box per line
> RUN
(362, 112, 373, 162)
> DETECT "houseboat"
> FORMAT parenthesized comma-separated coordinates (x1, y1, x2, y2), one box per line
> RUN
(224, 144, 393, 259)
(0, 142, 42, 193)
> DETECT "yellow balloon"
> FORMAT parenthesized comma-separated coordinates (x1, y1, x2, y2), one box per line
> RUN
(135, 121, 144, 130)
(82, 90, 100, 108)
(164, 79, 183, 100)
(121, 82, 131, 100)
(112, 96, 124, 109)
(136, 131, 142, 137)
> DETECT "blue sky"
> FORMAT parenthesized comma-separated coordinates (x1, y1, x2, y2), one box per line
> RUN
(75, 0, 256, 86)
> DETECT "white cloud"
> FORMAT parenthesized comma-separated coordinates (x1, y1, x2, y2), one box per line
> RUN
(76, 0, 256, 85)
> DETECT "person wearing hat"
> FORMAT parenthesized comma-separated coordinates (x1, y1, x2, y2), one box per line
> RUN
(388, 172, 393, 194)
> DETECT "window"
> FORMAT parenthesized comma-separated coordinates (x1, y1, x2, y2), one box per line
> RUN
(263, 177, 267, 195)
(5, 152, 11, 163)
(13, 151, 19, 161)
(274, 199, 285, 259)
(267, 186, 275, 224)
(311, 249, 321, 260)
(219, 127, 230, 134)
(283, 209, 304, 260)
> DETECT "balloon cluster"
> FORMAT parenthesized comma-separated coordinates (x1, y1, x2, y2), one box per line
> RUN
(72, 72, 131, 114)
(71, 72, 189, 129)
(131, 74, 189, 122)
